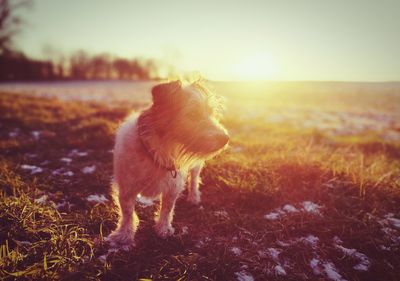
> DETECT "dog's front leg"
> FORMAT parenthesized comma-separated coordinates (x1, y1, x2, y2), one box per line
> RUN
(154, 177, 184, 238)
(187, 163, 203, 205)
(106, 189, 138, 248)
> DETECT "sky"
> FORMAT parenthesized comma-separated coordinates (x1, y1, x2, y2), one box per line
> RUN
(15, 0, 400, 81)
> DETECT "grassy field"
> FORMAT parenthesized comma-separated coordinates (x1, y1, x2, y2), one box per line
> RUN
(0, 83, 400, 281)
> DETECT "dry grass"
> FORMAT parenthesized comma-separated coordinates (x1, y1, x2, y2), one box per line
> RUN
(0, 90, 399, 280)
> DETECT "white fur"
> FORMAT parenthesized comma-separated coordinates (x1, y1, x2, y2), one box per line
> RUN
(106, 81, 228, 248)
(107, 115, 206, 247)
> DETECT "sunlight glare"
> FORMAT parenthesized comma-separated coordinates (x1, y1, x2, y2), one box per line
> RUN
(232, 53, 279, 81)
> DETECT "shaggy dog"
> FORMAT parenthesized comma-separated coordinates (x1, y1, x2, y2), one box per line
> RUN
(107, 80, 229, 247)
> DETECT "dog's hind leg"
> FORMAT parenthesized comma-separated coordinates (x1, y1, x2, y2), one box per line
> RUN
(154, 176, 185, 238)
(187, 163, 204, 205)
(107, 183, 138, 248)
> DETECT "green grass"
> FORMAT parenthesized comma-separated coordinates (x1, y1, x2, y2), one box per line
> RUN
(0, 91, 399, 280)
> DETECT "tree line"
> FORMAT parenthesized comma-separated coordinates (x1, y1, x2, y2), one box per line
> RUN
(0, 50, 165, 81)
(0, 0, 169, 81)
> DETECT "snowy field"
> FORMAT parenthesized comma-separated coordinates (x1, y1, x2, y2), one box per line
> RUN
(1, 80, 400, 143)
(1, 81, 400, 280)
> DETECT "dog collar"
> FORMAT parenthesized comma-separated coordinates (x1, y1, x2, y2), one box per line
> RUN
(137, 115, 178, 178)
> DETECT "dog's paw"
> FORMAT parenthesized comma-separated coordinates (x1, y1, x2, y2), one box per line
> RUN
(154, 223, 175, 238)
(187, 193, 201, 205)
(105, 230, 135, 249)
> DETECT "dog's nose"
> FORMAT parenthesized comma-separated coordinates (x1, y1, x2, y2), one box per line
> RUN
(215, 133, 229, 147)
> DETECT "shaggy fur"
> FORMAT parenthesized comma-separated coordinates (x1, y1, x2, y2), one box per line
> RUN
(107, 80, 229, 247)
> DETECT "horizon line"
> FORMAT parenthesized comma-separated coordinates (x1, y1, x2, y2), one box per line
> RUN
(0, 79, 400, 84)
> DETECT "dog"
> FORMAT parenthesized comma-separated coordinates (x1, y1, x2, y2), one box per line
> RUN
(107, 80, 229, 247)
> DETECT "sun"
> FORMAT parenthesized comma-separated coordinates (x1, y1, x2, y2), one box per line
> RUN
(232, 53, 279, 81)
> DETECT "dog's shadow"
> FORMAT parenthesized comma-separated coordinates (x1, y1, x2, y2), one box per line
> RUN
(97, 199, 206, 280)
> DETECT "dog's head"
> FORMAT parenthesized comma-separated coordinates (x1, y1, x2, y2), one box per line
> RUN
(150, 80, 229, 157)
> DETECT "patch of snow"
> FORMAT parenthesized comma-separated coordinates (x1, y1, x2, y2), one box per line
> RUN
(274, 265, 287, 276)
(301, 235, 319, 249)
(386, 217, 400, 229)
(52, 168, 64, 175)
(60, 157, 72, 164)
(334, 241, 370, 271)
(8, 129, 19, 138)
(282, 204, 299, 213)
(379, 245, 390, 250)
(214, 210, 229, 218)
(332, 236, 343, 245)
(21, 164, 43, 174)
(264, 210, 284, 220)
(26, 153, 37, 158)
(230, 247, 243, 256)
(53, 168, 74, 176)
(276, 240, 291, 247)
(69, 149, 88, 157)
(55, 201, 67, 210)
(337, 245, 362, 264)
(353, 261, 370, 271)
(98, 247, 120, 263)
(381, 227, 400, 242)
(259, 247, 288, 276)
(31, 131, 41, 140)
(34, 195, 47, 204)
(267, 247, 281, 261)
(63, 171, 74, 177)
(323, 262, 347, 281)
(0, 81, 155, 103)
(81, 165, 96, 174)
(276, 234, 319, 251)
(98, 254, 107, 263)
(374, 213, 400, 247)
(195, 237, 211, 248)
(181, 226, 189, 235)
(87, 194, 108, 203)
(235, 270, 254, 281)
(310, 258, 323, 275)
(265, 201, 322, 221)
(240, 264, 249, 270)
(195, 240, 205, 248)
(136, 194, 154, 207)
(301, 201, 322, 215)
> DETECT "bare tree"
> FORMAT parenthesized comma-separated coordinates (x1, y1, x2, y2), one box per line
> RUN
(41, 44, 67, 79)
(70, 50, 90, 79)
(113, 58, 131, 80)
(0, 0, 31, 55)
(89, 53, 112, 79)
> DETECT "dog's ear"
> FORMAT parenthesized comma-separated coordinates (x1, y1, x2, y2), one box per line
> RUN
(151, 80, 182, 104)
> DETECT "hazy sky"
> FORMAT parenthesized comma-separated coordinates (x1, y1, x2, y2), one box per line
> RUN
(15, 0, 400, 81)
